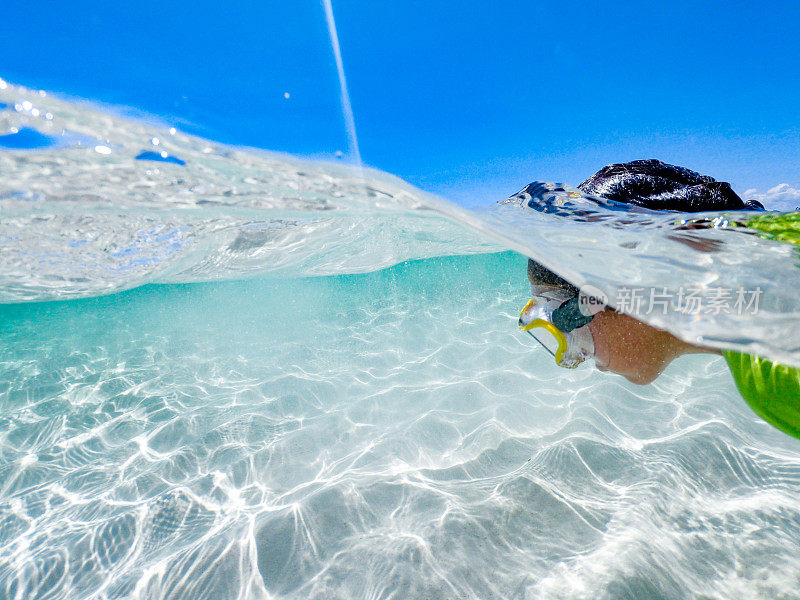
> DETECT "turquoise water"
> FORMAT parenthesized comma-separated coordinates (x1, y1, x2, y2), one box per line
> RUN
(4, 81, 800, 599)
(5, 253, 800, 599)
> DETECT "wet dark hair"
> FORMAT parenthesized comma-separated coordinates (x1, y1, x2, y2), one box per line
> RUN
(527, 159, 764, 287)
(527, 259, 578, 293)
(577, 159, 764, 212)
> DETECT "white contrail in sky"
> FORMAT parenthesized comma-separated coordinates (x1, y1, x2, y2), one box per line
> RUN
(322, 0, 362, 166)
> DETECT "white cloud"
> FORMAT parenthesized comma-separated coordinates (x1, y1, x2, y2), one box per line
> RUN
(743, 184, 800, 212)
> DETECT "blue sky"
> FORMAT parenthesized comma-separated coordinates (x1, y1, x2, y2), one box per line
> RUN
(2, 1, 799, 206)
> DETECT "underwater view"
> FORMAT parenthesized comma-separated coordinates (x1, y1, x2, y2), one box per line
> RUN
(3, 2, 800, 597)
(3, 75, 800, 599)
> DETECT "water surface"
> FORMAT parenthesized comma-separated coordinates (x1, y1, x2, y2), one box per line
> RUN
(3, 81, 800, 599)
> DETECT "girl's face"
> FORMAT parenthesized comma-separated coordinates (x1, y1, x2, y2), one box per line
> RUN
(526, 271, 717, 384)
(588, 309, 682, 385)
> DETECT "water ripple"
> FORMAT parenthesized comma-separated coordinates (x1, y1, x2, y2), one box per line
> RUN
(1, 253, 799, 598)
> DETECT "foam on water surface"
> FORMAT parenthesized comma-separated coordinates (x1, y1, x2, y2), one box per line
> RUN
(2, 81, 800, 365)
(3, 81, 800, 599)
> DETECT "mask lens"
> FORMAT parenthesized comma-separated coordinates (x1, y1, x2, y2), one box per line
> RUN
(519, 294, 572, 366)
(526, 326, 561, 362)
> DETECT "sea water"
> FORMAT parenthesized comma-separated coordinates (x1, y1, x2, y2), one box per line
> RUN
(3, 81, 800, 599)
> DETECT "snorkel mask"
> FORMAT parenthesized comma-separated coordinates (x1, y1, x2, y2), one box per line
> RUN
(519, 286, 596, 368)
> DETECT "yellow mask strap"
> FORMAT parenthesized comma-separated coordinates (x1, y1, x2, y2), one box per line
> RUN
(519, 299, 568, 365)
